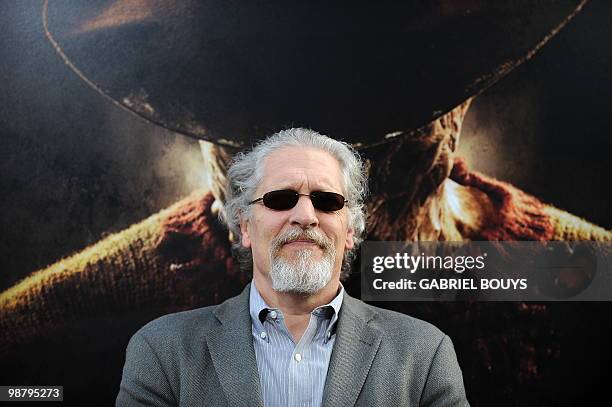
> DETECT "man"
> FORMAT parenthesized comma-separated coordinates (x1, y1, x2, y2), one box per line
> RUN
(116, 128, 469, 406)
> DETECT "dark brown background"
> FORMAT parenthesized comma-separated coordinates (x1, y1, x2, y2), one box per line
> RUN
(1, 1, 610, 406)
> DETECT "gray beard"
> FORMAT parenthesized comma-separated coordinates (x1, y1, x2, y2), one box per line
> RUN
(269, 247, 335, 294)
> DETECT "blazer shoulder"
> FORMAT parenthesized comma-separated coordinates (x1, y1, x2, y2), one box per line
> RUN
(376, 304, 444, 338)
(135, 305, 220, 344)
(347, 296, 445, 339)
(133, 284, 251, 346)
(348, 298, 447, 354)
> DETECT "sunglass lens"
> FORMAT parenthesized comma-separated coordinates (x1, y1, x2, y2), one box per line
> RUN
(312, 192, 345, 211)
(262, 190, 298, 210)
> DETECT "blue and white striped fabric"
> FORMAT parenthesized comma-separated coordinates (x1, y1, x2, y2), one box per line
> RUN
(249, 281, 344, 407)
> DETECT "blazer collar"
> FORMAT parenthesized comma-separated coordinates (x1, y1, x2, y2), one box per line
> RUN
(322, 293, 383, 407)
(207, 284, 264, 407)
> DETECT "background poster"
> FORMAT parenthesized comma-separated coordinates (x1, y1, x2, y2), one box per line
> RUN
(1, 1, 610, 405)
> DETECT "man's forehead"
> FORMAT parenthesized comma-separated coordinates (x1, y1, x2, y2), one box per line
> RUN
(259, 147, 344, 191)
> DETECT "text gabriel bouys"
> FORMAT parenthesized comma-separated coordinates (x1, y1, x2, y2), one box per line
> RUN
(373, 278, 528, 290)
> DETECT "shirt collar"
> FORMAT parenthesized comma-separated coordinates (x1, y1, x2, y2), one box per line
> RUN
(249, 280, 344, 327)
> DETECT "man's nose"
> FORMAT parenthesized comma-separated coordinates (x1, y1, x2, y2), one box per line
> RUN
(289, 195, 319, 228)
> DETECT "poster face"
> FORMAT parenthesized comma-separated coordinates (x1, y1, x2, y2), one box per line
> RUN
(1, 1, 610, 405)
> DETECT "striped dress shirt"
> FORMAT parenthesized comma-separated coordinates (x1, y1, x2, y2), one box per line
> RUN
(249, 282, 344, 407)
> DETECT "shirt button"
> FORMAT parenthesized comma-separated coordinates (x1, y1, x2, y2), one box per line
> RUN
(260, 331, 267, 340)
(294, 353, 302, 362)
(270, 310, 278, 319)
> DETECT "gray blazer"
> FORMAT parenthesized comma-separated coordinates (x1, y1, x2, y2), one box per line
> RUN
(117, 284, 469, 406)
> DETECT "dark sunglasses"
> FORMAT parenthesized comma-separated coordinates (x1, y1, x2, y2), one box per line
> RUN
(249, 189, 347, 212)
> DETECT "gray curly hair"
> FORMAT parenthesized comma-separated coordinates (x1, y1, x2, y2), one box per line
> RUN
(220, 128, 368, 279)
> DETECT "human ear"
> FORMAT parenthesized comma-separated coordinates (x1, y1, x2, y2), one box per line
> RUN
(344, 226, 355, 250)
(239, 215, 252, 248)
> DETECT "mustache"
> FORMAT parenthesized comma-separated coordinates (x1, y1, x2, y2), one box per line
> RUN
(270, 228, 334, 255)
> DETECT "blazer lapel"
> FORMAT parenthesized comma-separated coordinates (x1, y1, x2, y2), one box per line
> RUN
(322, 294, 383, 407)
(206, 284, 264, 407)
